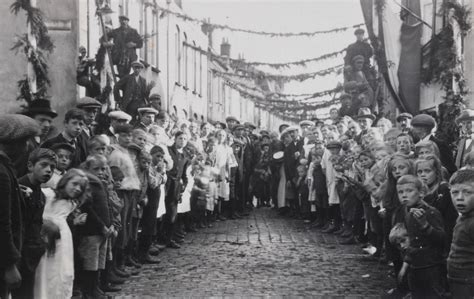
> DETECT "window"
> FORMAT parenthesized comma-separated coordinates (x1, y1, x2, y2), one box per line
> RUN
(175, 26, 181, 83)
(193, 42, 197, 92)
(199, 53, 203, 95)
(184, 33, 188, 89)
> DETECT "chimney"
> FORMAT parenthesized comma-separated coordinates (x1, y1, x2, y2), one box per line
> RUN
(220, 38, 230, 57)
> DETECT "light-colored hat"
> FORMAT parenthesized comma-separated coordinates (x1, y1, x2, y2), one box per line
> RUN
(281, 125, 299, 136)
(299, 120, 315, 128)
(356, 107, 375, 121)
(131, 61, 144, 68)
(108, 110, 132, 122)
(137, 107, 159, 115)
(455, 109, 474, 125)
(273, 151, 284, 161)
(0, 114, 40, 142)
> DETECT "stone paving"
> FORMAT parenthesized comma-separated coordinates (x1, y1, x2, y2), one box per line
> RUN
(116, 208, 393, 298)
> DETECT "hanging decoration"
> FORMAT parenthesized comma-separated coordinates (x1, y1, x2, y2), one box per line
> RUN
(421, 1, 471, 145)
(157, 5, 363, 37)
(11, 0, 54, 104)
(184, 42, 346, 69)
(225, 82, 341, 115)
(223, 79, 343, 102)
(213, 64, 344, 82)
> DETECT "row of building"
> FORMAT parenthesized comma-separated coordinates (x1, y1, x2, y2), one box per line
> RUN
(0, 0, 292, 129)
(0, 0, 473, 129)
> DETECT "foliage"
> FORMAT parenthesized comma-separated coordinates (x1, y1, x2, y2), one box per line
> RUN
(11, 0, 54, 105)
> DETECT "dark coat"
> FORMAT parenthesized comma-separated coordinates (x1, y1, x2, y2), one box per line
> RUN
(455, 137, 473, 169)
(13, 137, 40, 177)
(18, 175, 46, 272)
(284, 139, 304, 186)
(344, 40, 373, 68)
(76, 174, 111, 236)
(429, 135, 456, 175)
(423, 182, 458, 250)
(0, 151, 24, 269)
(392, 201, 446, 269)
(108, 26, 143, 66)
(42, 133, 88, 168)
(113, 74, 147, 118)
(166, 146, 190, 202)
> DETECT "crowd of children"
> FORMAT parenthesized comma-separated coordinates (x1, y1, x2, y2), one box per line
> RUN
(273, 108, 474, 298)
(1, 93, 474, 298)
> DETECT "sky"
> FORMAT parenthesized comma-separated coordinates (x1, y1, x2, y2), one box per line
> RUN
(183, 0, 365, 115)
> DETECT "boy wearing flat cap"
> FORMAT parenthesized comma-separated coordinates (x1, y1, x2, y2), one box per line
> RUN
(0, 115, 40, 298)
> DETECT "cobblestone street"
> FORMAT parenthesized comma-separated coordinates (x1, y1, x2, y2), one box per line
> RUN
(116, 208, 392, 298)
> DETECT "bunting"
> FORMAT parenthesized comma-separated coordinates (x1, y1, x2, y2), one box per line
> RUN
(158, 5, 364, 37)
(213, 64, 344, 82)
(184, 42, 346, 69)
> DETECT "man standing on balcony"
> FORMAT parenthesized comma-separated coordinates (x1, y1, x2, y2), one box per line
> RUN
(108, 15, 143, 78)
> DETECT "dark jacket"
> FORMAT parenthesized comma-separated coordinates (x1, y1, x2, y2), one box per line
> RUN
(0, 151, 24, 269)
(344, 40, 373, 68)
(108, 26, 143, 66)
(17, 175, 46, 272)
(77, 174, 111, 236)
(430, 135, 456, 175)
(455, 136, 473, 169)
(284, 139, 304, 185)
(447, 211, 474, 281)
(423, 182, 458, 249)
(393, 201, 446, 269)
(166, 145, 190, 200)
(42, 133, 88, 168)
(113, 74, 147, 117)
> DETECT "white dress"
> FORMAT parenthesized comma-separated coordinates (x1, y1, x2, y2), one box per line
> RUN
(178, 168, 193, 213)
(214, 144, 237, 201)
(34, 188, 76, 299)
(277, 164, 287, 208)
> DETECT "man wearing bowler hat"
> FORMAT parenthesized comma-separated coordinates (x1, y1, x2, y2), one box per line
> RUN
(455, 109, 474, 168)
(16, 99, 58, 177)
(107, 15, 143, 78)
(411, 114, 457, 174)
(114, 60, 147, 118)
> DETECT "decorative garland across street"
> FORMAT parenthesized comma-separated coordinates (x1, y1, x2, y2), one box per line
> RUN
(225, 82, 340, 113)
(220, 77, 343, 101)
(11, 0, 54, 104)
(184, 42, 346, 69)
(158, 5, 364, 37)
(213, 64, 344, 82)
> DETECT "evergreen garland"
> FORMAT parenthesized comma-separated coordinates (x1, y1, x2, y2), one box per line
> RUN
(421, 2, 471, 145)
(11, 0, 54, 105)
